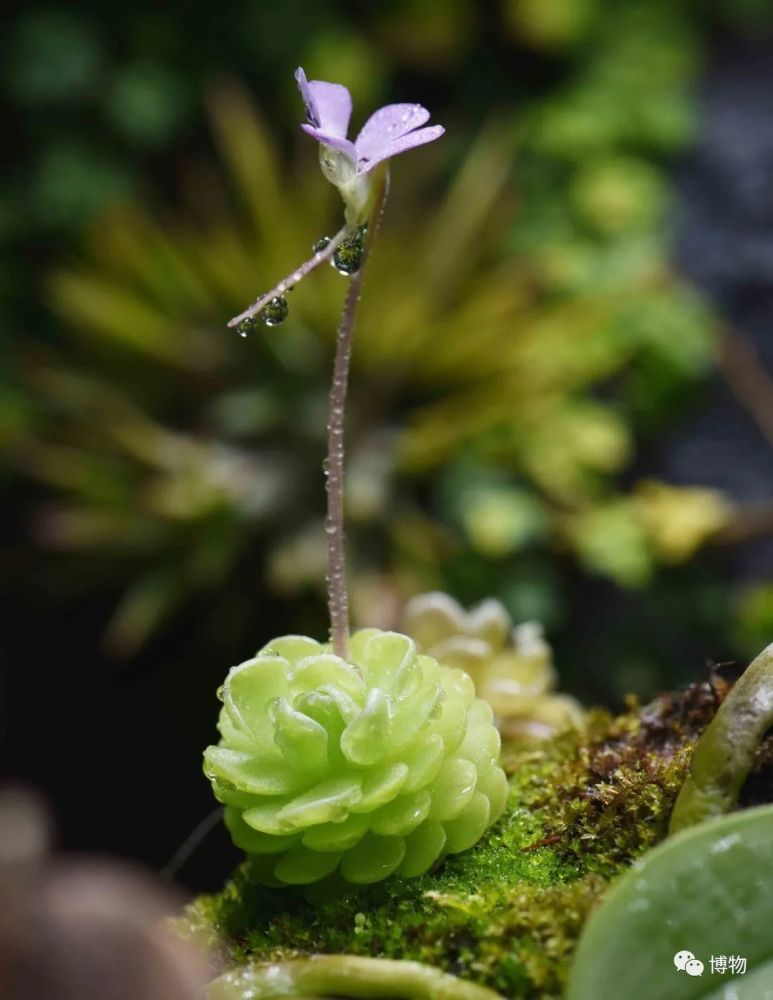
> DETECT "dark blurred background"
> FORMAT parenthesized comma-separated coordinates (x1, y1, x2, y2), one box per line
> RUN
(2, 0, 773, 892)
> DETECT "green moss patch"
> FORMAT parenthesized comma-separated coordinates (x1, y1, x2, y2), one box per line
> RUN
(183, 680, 729, 998)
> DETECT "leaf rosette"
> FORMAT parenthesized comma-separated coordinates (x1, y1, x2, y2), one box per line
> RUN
(204, 629, 508, 886)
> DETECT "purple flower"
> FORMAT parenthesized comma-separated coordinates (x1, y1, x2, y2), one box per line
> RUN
(295, 68, 445, 176)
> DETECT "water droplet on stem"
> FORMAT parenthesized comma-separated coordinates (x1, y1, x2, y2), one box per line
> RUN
(261, 295, 289, 327)
(332, 230, 366, 276)
(236, 317, 257, 338)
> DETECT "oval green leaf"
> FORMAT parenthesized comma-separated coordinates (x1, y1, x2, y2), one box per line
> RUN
(568, 804, 773, 1000)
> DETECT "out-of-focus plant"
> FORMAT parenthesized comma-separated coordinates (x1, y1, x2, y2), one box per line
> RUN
(12, 0, 766, 664)
(12, 56, 729, 655)
(402, 592, 583, 743)
(669, 641, 773, 832)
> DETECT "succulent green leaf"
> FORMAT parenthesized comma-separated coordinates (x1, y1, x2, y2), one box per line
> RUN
(567, 804, 773, 1000)
(399, 820, 447, 877)
(357, 631, 416, 692)
(291, 654, 365, 704)
(390, 678, 443, 748)
(340, 688, 393, 765)
(432, 694, 468, 754)
(340, 832, 406, 883)
(442, 667, 476, 710)
(371, 790, 432, 837)
(203, 747, 304, 796)
(278, 775, 363, 828)
(355, 762, 409, 812)
(401, 734, 446, 792)
(460, 718, 501, 772)
(271, 697, 329, 770)
(293, 690, 349, 737)
(443, 791, 491, 853)
(215, 705, 253, 752)
(301, 812, 370, 852)
(273, 846, 344, 885)
(224, 807, 300, 854)
(242, 799, 295, 836)
(259, 635, 322, 661)
(429, 758, 478, 821)
(474, 763, 509, 820)
(225, 656, 290, 742)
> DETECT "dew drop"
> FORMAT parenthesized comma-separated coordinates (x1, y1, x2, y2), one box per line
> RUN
(236, 317, 257, 338)
(332, 228, 367, 276)
(261, 295, 289, 327)
(313, 236, 332, 254)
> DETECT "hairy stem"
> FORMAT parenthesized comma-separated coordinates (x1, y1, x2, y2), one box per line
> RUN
(326, 170, 390, 659)
(227, 226, 349, 329)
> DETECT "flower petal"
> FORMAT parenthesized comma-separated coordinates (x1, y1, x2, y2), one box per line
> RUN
(299, 124, 357, 166)
(295, 67, 352, 139)
(357, 124, 445, 174)
(355, 103, 430, 163)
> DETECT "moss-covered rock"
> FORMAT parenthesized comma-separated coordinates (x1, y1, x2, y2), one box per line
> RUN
(183, 675, 765, 998)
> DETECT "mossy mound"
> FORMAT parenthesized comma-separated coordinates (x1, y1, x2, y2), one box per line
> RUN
(182, 677, 741, 998)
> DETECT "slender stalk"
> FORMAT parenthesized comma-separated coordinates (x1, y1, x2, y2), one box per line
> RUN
(326, 170, 390, 659)
(160, 806, 223, 880)
(227, 226, 349, 329)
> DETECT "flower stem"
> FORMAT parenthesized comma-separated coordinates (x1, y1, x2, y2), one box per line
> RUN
(227, 226, 349, 329)
(326, 169, 390, 659)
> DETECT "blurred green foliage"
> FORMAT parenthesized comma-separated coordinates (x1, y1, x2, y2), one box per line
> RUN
(3, 0, 772, 698)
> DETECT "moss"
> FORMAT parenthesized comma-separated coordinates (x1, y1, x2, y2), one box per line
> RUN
(181, 679, 732, 998)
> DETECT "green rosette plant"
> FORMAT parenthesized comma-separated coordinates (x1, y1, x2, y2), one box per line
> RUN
(203, 70, 506, 889)
(204, 629, 507, 886)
